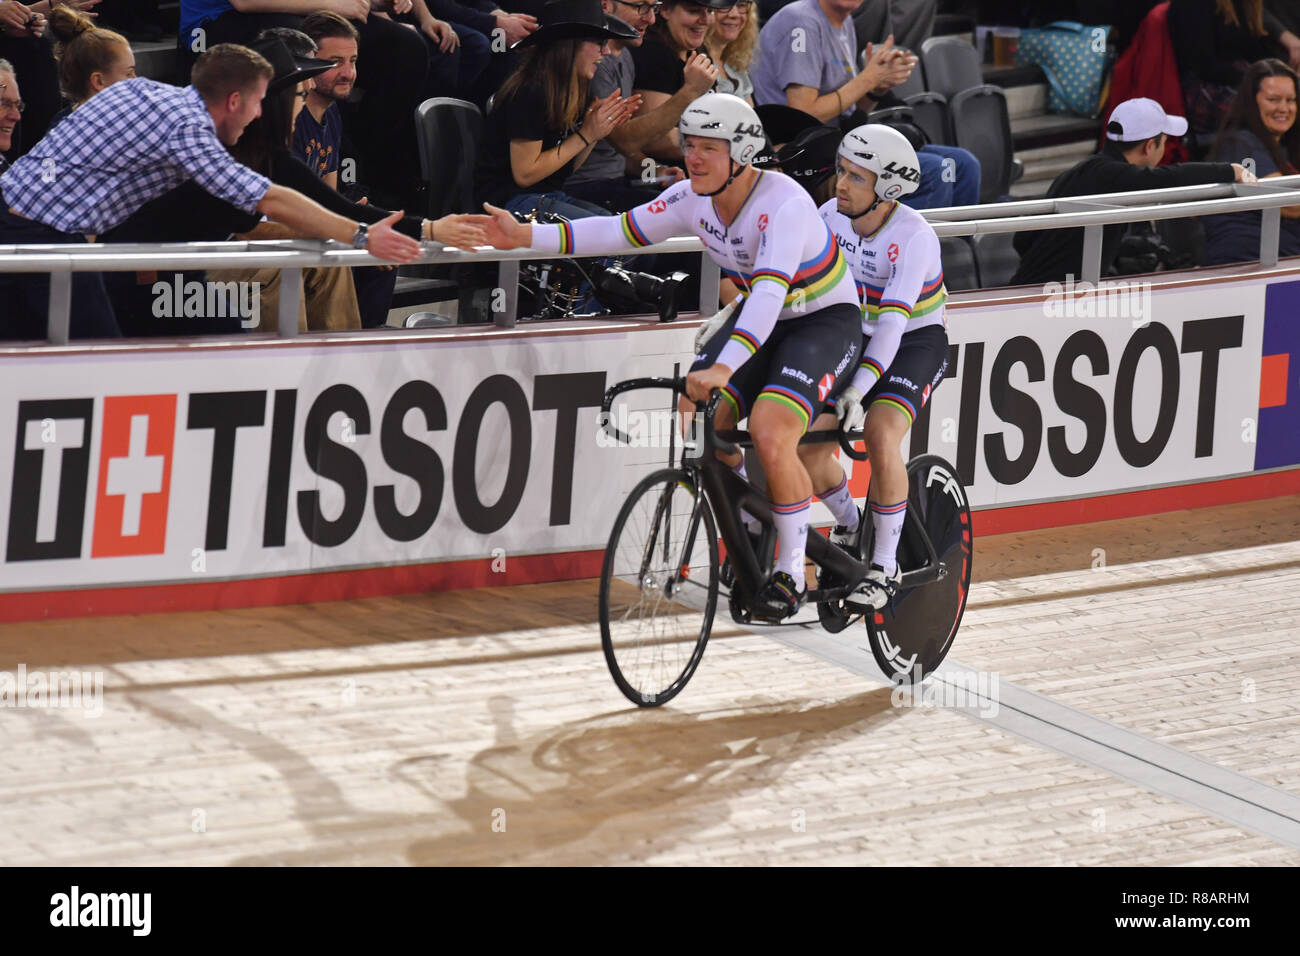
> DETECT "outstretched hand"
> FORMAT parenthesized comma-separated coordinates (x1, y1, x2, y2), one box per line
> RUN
(475, 203, 530, 250)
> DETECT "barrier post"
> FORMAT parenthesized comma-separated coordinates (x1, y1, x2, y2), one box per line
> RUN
(46, 268, 72, 345)
(1260, 207, 1281, 269)
(698, 253, 720, 314)
(496, 258, 519, 328)
(278, 267, 301, 336)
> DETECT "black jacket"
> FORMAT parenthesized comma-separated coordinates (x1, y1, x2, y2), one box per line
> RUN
(1010, 147, 1234, 285)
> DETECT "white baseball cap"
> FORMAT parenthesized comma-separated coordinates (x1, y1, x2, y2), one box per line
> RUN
(1105, 97, 1189, 141)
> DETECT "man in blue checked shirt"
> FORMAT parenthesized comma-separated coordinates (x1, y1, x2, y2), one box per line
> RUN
(0, 42, 424, 341)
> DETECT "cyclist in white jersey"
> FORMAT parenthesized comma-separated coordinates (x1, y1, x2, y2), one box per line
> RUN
(476, 92, 863, 620)
(799, 123, 950, 609)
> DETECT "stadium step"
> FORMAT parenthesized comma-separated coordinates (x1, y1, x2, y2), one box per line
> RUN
(132, 40, 179, 85)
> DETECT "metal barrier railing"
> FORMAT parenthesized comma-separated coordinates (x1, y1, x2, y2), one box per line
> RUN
(3, 174, 1299, 345)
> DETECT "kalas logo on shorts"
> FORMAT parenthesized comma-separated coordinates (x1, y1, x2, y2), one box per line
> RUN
(757, 214, 769, 231)
(648, 200, 667, 214)
(818, 373, 835, 403)
(887, 242, 899, 263)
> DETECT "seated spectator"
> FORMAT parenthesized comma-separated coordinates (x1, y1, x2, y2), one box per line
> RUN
(1169, 0, 1300, 139)
(474, 0, 639, 222)
(297, 12, 400, 328)
(703, 0, 755, 104)
(0, 56, 18, 173)
(752, 0, 980, 209)
(395, 0, 493, 103)
(630, 0, 732, 161)
(0, 43, 431, 341)
(853, 0, 936, 58)
(1203, 57, 1300, 264)
(46, 5, 133, 125)
(179, 0, 430, 209)
(0, 1, 58, 156)
(563, 0, 705, 212)
(1010, 97, 1255, 285)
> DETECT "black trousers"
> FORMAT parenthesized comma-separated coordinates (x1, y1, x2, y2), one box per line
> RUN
(0, 206, 121, 341)
(193, 11, 429, 208)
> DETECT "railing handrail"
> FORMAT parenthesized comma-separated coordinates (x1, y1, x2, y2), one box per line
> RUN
(4, 173, 1299, 343)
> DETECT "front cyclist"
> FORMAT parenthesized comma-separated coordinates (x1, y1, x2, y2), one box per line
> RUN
(800, 124, 949, 609)
(477, 92, 863, 621)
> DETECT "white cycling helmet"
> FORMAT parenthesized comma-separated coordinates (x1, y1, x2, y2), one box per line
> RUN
(837, 123, 922, 207)
(679, 92, 767, 195)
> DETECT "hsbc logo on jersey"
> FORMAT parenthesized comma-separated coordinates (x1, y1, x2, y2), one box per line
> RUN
(757, 214, 769, 231)
(818, 373, 835, 403)
(648, 200, 667, 214)
(887, 243, 899, 263)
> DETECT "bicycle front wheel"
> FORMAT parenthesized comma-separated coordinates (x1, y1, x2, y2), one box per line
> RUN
(599, 468, 719, 707)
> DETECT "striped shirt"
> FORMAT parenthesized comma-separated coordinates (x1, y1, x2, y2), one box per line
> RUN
(0, 78, 270, 235)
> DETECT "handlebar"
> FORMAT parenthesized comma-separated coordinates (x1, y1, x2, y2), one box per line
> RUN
(600, 375, 868, 461)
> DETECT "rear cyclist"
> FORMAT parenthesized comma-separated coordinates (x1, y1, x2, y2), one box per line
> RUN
(477, 92, 862, 620)
(799, 124, 950, 609)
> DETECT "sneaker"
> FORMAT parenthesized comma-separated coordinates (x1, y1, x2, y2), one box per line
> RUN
(754, 571, 806, 621)
(853, 563, 901, 610)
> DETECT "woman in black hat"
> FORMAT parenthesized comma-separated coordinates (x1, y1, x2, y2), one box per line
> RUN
(474, 0, 642, 221)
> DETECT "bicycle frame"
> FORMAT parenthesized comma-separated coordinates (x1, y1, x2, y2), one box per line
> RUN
(600, 376, 948, 615)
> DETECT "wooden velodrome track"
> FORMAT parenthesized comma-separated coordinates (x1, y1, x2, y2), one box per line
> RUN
(1, 495, 1298, 866)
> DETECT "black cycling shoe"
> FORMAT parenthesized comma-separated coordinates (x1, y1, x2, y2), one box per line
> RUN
(720, 525, 764, 590)
(753, 571, 807, 621)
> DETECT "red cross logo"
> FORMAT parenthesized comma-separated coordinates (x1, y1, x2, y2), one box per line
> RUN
(887, 242, 899, 262)
(757, 214, 769, 231)
(648, 200, 667, 214)
(818, 373, 835, 403)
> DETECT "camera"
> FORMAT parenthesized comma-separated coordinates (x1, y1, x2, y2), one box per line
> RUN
(590, 262, 690, 322)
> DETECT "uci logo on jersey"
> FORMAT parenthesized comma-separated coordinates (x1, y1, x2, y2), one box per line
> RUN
(698, 218, 726, 241)
(835, 233, 856, 255)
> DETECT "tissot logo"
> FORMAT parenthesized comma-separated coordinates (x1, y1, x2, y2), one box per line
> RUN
(92, 395, 176, 557)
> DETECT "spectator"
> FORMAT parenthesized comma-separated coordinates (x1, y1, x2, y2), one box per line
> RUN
(0, 43, 428, 340)
(630, 0, 732, 161)
(46, 5, 133, 124)
(752, 0, 980, 209)
(564, 0, 704, 212)
(179, 1, 431, 209)
(297, 12, 400, 327)
(1010, 97, 1255, 285)
(853, 0, 936, 59)
(1203, 57, 1300, 264)
(474, 0, 639, 222)
(1169, 0, 1300, 138)
(398, 0, 493, 102)
(703, 0, 755, 103)
(0, 57, 18, 173)
(0, 1, 58, 156)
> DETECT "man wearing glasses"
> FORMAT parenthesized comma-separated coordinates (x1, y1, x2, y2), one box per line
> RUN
(0, 58, 19, 173)
(563, 0, 717, 210)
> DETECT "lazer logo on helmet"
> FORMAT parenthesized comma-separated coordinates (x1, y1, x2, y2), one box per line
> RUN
(882, 160, 920, 183)
(734, 122, 763, 139)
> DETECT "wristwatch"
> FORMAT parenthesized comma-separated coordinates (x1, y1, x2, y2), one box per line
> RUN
(351, 222, 369, 250)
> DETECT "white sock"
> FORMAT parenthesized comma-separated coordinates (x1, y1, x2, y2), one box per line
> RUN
(771, 496, 811, 590)
(816, 473, 859, 530)
(870, 500, 906, 575)
(733, 460, 761, 534)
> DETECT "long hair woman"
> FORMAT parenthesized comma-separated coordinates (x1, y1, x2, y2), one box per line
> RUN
(1204, 57, 1300, 264)
(703, 0, 755, 104)
(474, 0, 640, 222)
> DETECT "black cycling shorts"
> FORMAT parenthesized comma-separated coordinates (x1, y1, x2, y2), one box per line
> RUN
(693, 300, 861, 432)
(862, 324, 949, 427)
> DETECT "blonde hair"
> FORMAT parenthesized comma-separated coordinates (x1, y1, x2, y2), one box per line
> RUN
(711, 4, 758, 73)
(49, 6, 130, 105)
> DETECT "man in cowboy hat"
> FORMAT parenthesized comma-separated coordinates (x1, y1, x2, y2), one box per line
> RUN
(0, 41, 423, 340)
